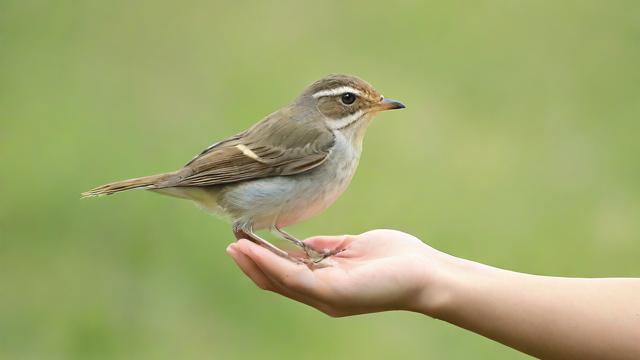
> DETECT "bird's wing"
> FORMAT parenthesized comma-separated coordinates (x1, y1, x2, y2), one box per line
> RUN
(171, 112, 335, 187)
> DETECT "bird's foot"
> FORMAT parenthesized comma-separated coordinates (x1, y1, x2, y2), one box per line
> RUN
(303, 244, 346, 263)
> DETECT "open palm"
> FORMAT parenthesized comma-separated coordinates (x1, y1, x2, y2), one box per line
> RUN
(227, 229, 447, 316)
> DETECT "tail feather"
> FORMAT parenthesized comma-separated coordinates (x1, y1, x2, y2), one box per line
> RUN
(82, 172, 175, 198)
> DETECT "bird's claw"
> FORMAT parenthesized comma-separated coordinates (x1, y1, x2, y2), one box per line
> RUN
(302, 245, 346, 263)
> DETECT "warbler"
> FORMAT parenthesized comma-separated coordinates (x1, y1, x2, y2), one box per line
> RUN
(83, 74, 405, 263)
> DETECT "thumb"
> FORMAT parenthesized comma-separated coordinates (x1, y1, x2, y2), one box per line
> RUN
(303, 234, 355, 252)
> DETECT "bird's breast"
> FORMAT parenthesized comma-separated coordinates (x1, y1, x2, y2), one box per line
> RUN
(278, 138, 360, 225)
(219, 133, 362, 230)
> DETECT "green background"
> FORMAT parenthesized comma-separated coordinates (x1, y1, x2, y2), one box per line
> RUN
(2, 1, 639, 359)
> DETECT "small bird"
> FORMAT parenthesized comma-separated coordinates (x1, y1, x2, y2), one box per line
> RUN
(83, 74, 405, 263)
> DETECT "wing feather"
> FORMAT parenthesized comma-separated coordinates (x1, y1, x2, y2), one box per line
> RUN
(170, 110, 335, 188)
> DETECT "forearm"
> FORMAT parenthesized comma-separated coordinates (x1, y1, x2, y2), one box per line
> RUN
(421, 255, 640, 359)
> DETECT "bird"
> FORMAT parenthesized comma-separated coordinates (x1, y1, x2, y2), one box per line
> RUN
(82, 74, 405, 263)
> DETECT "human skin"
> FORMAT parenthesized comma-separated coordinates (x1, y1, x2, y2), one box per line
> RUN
(227, 229, 640, 360)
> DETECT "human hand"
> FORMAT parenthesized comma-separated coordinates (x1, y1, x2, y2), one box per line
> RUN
(226, 229, 454, 317)
(229, 229, 640, 359)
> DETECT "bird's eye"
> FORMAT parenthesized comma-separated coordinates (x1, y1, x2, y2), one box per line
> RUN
(340, 92, 356, 105)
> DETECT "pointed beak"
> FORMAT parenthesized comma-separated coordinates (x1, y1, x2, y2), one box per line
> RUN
(379, 98, 406, 111)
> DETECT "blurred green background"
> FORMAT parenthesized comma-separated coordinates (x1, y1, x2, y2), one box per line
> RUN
(2, 0, 639, 359)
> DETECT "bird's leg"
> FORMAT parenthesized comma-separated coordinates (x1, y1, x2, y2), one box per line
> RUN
(233, 223, 308, 264)
(272, 227, 306, 248)
(273, 226, 344, 263)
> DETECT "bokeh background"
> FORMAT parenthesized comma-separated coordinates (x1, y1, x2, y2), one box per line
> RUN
(2, 1, 639, 359)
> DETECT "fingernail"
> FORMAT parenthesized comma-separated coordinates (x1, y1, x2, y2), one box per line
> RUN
(226, 244, 236, 255)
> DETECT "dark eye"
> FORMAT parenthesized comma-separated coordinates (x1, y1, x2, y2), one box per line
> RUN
(340, 92, 356, 105)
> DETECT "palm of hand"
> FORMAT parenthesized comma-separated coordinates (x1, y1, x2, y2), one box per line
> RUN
(228, 229, 440, 317)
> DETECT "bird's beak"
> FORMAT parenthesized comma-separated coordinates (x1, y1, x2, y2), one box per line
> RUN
(378, 98, 406, 111)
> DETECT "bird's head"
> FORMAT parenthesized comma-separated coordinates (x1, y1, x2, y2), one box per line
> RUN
(297, 74, 405, 138)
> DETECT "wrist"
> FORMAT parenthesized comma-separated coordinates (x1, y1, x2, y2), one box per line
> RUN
(411, 250, 504, 319)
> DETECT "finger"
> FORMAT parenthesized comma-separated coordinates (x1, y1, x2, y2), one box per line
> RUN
(229, 243, 304, 299)
(285, 248, 307, 258)
(235, 239, 319, 295)
(227, 243, 277, 291)
(233, 240, 333, 312)
(304, 235, 355, 254)
(230, 250, 320, 308)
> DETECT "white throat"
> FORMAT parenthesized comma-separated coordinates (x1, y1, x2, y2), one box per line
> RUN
(327, 110, 365, 130)
(330, 111, 374, 152)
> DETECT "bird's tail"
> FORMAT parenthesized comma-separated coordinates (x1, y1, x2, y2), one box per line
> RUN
(81, 172, 176, 198)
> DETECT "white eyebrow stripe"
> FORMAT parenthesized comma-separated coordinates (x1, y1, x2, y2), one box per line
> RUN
(312, 86, 362, 99)
(328, 110, 365, 130)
